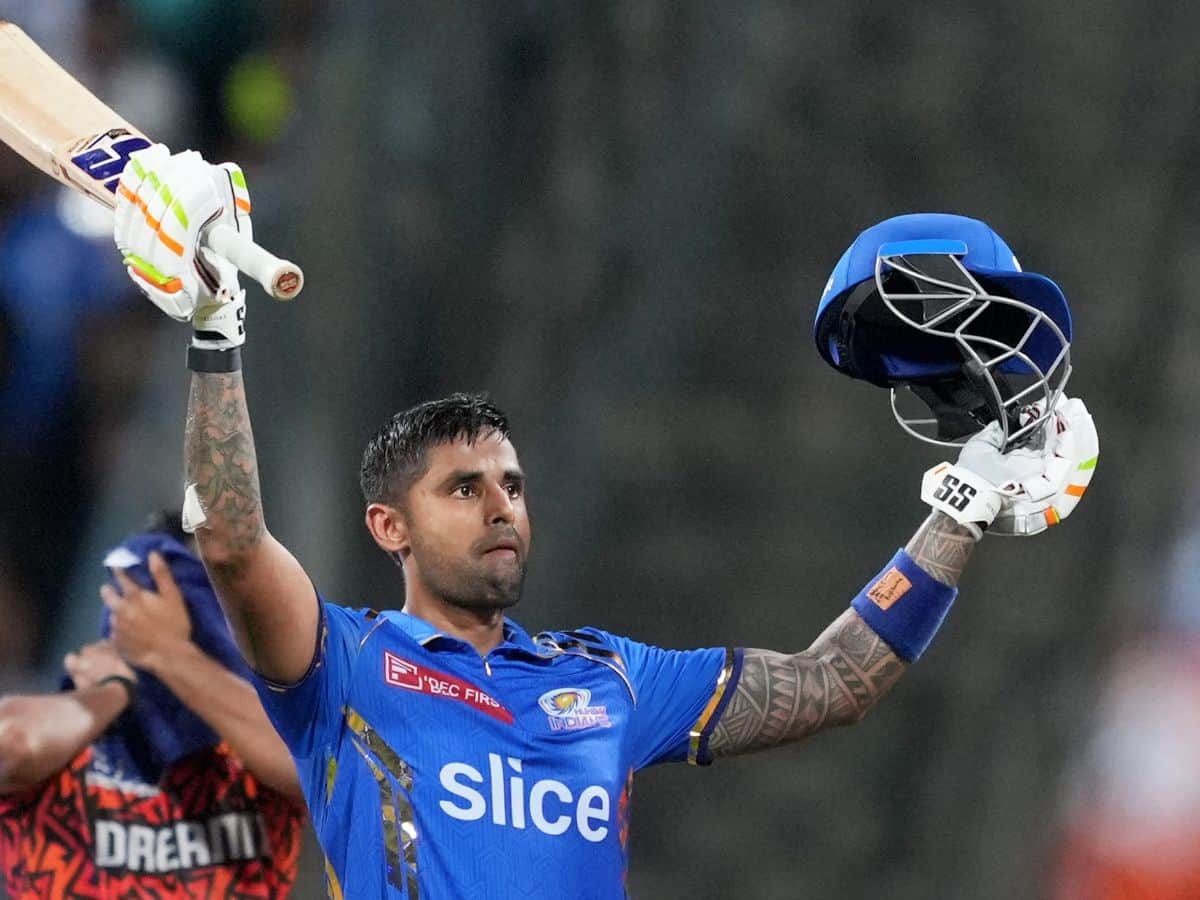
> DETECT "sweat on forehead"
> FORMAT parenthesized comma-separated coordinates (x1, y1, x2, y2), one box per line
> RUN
(359, 392, 512, 504)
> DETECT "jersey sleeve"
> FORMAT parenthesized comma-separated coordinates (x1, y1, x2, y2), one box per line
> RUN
(584, 630, 743, 769)
(253, 596, 365, 762)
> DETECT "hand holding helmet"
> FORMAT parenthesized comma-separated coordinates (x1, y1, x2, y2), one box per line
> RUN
(815, 212, 1096, 535)
(920, 395, 1098, 539)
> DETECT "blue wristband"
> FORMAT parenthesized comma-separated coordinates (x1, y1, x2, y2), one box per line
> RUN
(850, 549, 957, 662)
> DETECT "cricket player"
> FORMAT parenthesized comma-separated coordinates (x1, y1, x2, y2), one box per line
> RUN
(110, 147, 1097, 898)
(0, 516, 305, 898)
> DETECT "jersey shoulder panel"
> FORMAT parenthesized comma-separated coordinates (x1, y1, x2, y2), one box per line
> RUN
(256, 601, 384, 693)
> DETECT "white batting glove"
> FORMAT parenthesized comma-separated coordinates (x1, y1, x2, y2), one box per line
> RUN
(990, 397, 1098, 536)
(113, 144, 253, 349)
(921, 396, 1098, 539)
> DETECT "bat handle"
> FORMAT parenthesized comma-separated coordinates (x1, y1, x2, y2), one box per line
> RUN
(204, 223, 304, 301)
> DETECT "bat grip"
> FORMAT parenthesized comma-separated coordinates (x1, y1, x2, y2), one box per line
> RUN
(204, 223, 304, 301)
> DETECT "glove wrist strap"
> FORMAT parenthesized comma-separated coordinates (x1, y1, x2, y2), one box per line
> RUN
(187, 344, 242, 373)
(919, 463, 1001, 542)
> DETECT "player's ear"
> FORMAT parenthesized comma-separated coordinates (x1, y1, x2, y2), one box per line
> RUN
(365, 502, 409, 558)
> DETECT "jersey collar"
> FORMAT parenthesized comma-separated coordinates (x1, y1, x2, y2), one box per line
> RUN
(385, 609, 538, 655)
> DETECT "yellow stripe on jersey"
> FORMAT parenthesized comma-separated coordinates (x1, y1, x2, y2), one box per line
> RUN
(325, 755, 337, 805)
(687, 648, 737, 765)
(325, 856, 345, 900)
(347, 707, 420, 898)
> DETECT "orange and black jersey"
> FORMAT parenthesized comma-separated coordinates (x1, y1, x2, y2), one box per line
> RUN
(0, 742, 303, 899)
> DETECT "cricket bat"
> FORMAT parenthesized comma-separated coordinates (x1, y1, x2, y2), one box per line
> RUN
(0, 21, 303, 300)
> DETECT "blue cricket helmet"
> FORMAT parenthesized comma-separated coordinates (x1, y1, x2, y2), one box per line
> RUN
(814, 213, 1073, 447)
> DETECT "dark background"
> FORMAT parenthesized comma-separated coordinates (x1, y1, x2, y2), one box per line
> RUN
(2, 2, 1197, 898)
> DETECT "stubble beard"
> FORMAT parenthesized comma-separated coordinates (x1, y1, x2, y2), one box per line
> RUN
(411, 536, 527, 613)
(442, 563, 525, 612)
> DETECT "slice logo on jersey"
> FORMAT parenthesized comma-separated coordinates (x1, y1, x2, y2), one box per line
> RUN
(383, 651, 514, 724)
(537, 687, 612, 732)
(439, 754, 612, 843)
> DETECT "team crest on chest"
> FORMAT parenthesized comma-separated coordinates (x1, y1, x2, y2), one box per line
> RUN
(538, 687, 612, 732)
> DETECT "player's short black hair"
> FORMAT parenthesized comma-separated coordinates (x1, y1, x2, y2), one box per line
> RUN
(360, 392, 511, 505)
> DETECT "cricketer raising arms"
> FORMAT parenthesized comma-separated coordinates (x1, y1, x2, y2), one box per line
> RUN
(110, 144, 1097, 899)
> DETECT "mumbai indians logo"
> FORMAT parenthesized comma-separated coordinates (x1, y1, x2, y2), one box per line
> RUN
(69, 128, 151, 194)
(538, 688, 611, 732)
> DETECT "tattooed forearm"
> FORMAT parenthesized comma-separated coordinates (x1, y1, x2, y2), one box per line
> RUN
(709, 610, 906, 757)
(184, 372, 265, 570)
(904, 511, 976, 587)
(707, 515, 974, 757)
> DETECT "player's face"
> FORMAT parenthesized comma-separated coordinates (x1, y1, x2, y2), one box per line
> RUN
(402, 433, 531, 612)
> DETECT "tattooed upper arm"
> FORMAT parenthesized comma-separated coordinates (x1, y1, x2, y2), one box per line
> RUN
(708, 610, 906, 758)
(706, 514, 975, 758)
(184, 370, 320, 683)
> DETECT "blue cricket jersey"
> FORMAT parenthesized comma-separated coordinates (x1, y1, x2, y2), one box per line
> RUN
(256, 599, 743, 898)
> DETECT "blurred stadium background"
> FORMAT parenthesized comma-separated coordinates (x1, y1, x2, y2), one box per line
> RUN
(2, 1, 1198, 897)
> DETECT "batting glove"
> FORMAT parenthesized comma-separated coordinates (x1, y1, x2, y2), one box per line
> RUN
(921, 395, 1098, 539)
(113, 144, 253, 349)
(989, 397, 1098, 536)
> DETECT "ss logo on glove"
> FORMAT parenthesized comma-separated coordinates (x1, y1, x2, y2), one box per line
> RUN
(932, 474, 977, 513)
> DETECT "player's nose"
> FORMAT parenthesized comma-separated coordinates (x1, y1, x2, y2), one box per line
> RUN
(483, 481, 515, 525)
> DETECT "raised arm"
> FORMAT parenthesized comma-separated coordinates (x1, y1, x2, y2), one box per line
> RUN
(709, 396, 1097, 758)
(185, 371, 318, 682)
(113, 146, 317, 683)
(0, 642, 134, 794)
(709, 512, 971, 757)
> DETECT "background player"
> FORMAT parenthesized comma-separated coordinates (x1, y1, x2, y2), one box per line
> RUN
(111, 147, 1095, 897)
(0, 513, 304, 898)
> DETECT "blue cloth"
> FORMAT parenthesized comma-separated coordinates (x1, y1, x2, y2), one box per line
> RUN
(256, 601, 739, 898)
(62, 531, 248, 784)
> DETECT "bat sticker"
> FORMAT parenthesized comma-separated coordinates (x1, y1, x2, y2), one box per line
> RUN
(69, 129, 152, 194)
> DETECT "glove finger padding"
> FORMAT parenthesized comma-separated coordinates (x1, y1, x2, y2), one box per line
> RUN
(194, 162, 250, 294)
(956, 419, 1051, 492)
(115, 147, 224, 320)
(190, 162, 252, 349)
(114, 144, 192, 319)
(989, 397, 1099, 536)
(112, 147, 252, 350)
(112, 143, 168, 254)
(219, 162, 252, 231)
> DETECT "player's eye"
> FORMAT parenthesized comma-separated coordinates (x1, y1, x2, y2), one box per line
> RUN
(505, 481, 523, 499)
(454, 484, 476, 498)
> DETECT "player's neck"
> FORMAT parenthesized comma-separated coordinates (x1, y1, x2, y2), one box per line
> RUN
(402, 595, 506, 656)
